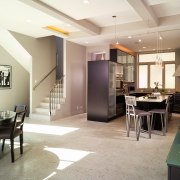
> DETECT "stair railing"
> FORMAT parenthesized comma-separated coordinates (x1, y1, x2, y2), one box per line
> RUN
(33, 66, 56, 90)
(49, 75, 64, 116)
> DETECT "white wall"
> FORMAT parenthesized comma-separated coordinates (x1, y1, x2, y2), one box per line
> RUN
(52, 40, 86, 119)
(86, 45, 110, 61)
(0, 45, 29, 112)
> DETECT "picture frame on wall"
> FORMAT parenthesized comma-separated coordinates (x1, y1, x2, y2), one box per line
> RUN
(0, 65, 12, 89)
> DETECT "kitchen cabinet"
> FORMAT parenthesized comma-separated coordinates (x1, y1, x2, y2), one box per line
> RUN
(110, 49, 135, 82)
(87, 60, 117, 122)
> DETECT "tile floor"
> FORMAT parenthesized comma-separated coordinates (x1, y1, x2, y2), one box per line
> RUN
(0, 113, 180, 180)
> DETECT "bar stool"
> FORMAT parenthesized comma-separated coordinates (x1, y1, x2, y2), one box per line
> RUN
(149, 96, 171, 135)
(125, 96, 151, 141)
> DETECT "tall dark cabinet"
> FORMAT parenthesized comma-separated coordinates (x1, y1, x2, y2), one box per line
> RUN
(87, 60, 116, 122)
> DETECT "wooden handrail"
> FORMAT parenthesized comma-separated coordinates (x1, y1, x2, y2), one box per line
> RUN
(33, 66, 56, 90)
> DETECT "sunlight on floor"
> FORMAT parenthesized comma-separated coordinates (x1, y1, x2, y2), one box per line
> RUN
(3, 140, 29, 149)
(23, 123, 79, 135)
(44, 147, 95, 170)
(42, 172, 57, 180)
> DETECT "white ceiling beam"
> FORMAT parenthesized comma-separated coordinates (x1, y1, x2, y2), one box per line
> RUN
(127, 0, 159, 27)
(18, 0, 100, 35)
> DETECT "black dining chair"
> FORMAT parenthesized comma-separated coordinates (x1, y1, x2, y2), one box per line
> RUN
(14, 104, 27, 113)
(14, 104, 27, 127)
(0, 110, 26, 162)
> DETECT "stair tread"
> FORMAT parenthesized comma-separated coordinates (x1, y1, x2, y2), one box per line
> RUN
(34, 82, 65, 119)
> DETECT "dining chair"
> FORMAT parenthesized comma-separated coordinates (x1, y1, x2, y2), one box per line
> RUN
(149, 95, 171, 135)
(0, 110, 26, 162)
(14, 104, 27, 127)
(125, 96, 151, 141)
(14, 104, 27, 113)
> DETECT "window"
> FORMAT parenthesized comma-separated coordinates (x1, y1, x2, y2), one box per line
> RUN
(139, 65, 148, 88)
(150, 65, 162, 88)
(138, 52, 175, 90)
(165, 64, 175, 89)
(139, 52, 175, 62)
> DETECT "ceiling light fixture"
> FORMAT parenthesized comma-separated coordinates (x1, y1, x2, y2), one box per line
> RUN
(112, 15, 119, 45)
(155, 32, 163, 68)
(26, 19, 32, 23)
(83, 0, 89, 4)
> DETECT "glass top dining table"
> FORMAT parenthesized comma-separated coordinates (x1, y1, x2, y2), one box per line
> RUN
(0, 111, 16, 125)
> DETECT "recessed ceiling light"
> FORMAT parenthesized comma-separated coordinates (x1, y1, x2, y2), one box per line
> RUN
(142, 46, 146, 49)
(128, 36, 132, 39)
(168, 47, 171, 49)
(83, 0, 89, 3)
(85, 41, 89, 44)
(138, 39, 142, 42)
(26, 19, 32, 23)
(152, 49, 156, 51)
(139, 49, 142, 52)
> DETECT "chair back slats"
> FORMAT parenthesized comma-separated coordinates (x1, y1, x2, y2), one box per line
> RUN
(17, 110, 26, 128)
(125, 96, 136, 116)
(14, 105, 27, 113)
(9, 110, 26, 138)
(13, 105, 27, 127)
(10, 113, 18, 138)
(125, 96, 136, 106)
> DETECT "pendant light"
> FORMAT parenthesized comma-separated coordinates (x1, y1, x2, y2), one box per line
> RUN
(112, 15, 119, 45)
(155, 32, 163, 68)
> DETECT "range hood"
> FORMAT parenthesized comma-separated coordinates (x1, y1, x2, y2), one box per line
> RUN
(173, 65, 180, 76)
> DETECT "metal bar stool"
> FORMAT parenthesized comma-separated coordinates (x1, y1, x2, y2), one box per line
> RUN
(125, 96, 151, 141)
(149, 96, 171, 135)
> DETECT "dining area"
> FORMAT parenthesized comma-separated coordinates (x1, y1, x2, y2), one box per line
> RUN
(0, 105, 26, 162)
(125, 93, 173, 141)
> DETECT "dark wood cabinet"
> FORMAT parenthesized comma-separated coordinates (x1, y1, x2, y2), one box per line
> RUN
(88, 60, 125, 122)
(173, 93, 180, 113)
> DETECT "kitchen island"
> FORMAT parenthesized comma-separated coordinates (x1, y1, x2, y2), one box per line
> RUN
(135, 95, 172, 131)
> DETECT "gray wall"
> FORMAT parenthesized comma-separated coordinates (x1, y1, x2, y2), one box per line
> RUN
(0, 31, 86, 119)
(52, 40, 86, 119)
(0, 45, 29, 112)
(11, 32, 56, 112)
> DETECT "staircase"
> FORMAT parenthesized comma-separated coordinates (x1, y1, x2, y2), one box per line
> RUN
(30, 77, 65, 120)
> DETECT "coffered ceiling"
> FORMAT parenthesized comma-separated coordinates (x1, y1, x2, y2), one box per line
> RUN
(0, 0, 180, 52)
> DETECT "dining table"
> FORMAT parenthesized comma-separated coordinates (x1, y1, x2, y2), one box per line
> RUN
(136, 95, 169, 103)
(0, 111, 16, 125)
